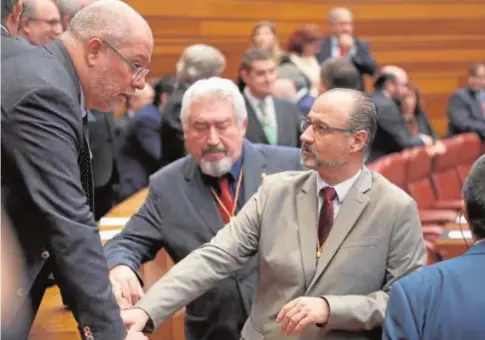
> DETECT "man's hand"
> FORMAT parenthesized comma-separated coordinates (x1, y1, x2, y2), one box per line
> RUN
(122, 308, 151, 332)
(276, 297, 330, 336)
(338, 33, 355, 54)
(124, 330, 149, 340)
(109, 265, 144, 310)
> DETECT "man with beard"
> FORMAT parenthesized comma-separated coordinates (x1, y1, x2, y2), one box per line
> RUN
(121, 88, 426, 340)
(104, 77, 301, 340)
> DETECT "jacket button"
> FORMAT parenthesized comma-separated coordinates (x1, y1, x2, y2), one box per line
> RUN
(41, 251, 50, 260)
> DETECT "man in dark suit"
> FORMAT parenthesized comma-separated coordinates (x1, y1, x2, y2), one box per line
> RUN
(1, 1, 153, 339)
(1, 0, 33, 61)
(105, 77, 302, 340)
(383, 154, 485, 340)
(240, 48, 301, 147)
(316, 7, 378, 91)
(447, 62, 485, 140)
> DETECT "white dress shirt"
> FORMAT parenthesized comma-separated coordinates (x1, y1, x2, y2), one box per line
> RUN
(244, 87, 277, 129)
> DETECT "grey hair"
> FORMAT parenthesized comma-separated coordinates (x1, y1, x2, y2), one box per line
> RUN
(176, 44, 226, 86)
(180, 77, 248, 130)
(276, 64, 309, 91)
(463, 154, 485, 239)
(67, 0, 150, 46)
(328, 7, 352, 24)
(320, 57, 359, 90)
(21, 0, 38, 19)
(57, 0, 98, 17)
(1, 0, 20, 21)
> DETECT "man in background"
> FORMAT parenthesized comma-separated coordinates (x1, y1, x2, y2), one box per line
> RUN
(56, 0, 97, 30)
(316, 7, 377, 91)
(1, 0, 32, 61)
(18, 0, 62, 45)
(319, 56, 360, 93)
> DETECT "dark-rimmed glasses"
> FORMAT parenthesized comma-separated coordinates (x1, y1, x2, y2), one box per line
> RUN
(100, 39, 149, 82)
(300, 118, 354, 135)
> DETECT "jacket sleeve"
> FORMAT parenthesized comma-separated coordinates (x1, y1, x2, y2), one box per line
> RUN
(447, 92, 485, 138)
(3, 87, 127, 340)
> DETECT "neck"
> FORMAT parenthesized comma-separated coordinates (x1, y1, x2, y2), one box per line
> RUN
(61, 35, 88, 105)
(248, 88, 267, 100)
(317, 159, 362, 185)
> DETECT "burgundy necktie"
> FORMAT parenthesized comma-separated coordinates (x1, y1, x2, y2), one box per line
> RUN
(218, 176, 234, 224)
(318, 186, 337, 247)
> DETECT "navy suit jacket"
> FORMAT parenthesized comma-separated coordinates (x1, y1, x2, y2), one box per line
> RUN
(447, 87, 485, 140)
(104, 140, 302, 340)
(118, 103, 162, 199)
(383, 242, 485, 340)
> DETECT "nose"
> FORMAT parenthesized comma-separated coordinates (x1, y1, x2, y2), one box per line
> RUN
(207, 126, 221, 145)
(300, 125, 313, 144)
(133, 76, 146, 91)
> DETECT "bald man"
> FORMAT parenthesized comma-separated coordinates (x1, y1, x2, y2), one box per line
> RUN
(122, 89, 425, 340)
(57, 0, 99, 30)
(19, 0, 62, 45)
(1, 1, 153, 339)
(316, 7, 378, 91)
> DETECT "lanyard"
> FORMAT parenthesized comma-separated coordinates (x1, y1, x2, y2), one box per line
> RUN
(210, 168, 244, 221)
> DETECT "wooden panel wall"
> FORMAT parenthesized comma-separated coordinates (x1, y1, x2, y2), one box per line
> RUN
(126, 0, 485, 135)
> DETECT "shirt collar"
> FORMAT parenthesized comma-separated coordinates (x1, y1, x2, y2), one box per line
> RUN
(244, 86, 270, 106)
(316, 169, 362, 203)
(1, 25, 10, 36)
(79, 86, 87, 117)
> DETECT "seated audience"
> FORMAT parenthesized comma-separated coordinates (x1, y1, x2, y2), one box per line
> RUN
(240, 48, 301, 147)
(160, 44, 226, 167)
(105, 77, 301, 340)
(18, 0, 62, 45)
(447, 62, 485, 140)
(384, 154, 485, 340)
(316, 7, 377, 91)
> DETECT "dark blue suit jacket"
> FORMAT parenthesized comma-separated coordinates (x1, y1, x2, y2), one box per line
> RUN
(118, 103, 162, 200)
(383, 242, 485, 340)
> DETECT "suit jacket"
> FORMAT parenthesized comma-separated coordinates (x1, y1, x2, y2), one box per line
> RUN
(88, 110, 118, 188)
(136, 168, 426, 340)
(244, 96, 301, 147)
(118, 104, 162, 200)
(447, 87, 485, 139)
(0, 26, 33, 61)
(370, 91, 425, 162)
(1, 40, 125, 339)
(316, 36, 378, 91)
(105, 140, 302, 340)
(383, 242, 485, 340)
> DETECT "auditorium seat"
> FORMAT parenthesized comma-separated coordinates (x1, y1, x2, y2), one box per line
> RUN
(456, 133, 483, 185)
(367, 152, 408, 190)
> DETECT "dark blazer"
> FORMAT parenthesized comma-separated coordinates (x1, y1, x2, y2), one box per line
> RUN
(104, 140, 302, 340)
(447, 87, 485, 139)
(369, 90, 425, 162)
(118, 104, 162, 200)
(1, 26, 33, 61)
(159, 85, 188, 167)
(244, 96, 301, 147)
(1, 40, 125, 339)
(383, 242, 485, 340)
(316, 36, 378, 91)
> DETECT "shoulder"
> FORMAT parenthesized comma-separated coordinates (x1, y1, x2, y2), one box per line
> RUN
(148, 156, 191, 192)
(449, 88, 468, 101)
(273, 96, 298, 110)
(253, 143, 300, 160)
(260, 170, 311, 194)
(355, 38, 370, 47)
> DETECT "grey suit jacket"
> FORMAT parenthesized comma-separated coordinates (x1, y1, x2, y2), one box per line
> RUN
(244, 95, 301, 147)
(136, 169, 426, 340)
(447, 87, 485, 139)
(105, 140, 302, 340)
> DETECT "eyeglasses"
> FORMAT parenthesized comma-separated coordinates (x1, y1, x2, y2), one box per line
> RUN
(300, 118, 354, 136)
(100, 39, 149, 82)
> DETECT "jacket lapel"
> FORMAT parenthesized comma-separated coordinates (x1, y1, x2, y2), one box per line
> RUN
(307, 169, 372, 291)
(244, 96, 269, 144)
(183, 159, 223, 235)
(241, 140, 267, 204)
(296, 171, 318, 289)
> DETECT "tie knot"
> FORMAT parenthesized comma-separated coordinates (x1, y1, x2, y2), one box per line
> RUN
(320, 186, 337, 201)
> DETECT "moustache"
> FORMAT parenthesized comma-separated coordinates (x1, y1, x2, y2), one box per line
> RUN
(202, 147, 227, 156)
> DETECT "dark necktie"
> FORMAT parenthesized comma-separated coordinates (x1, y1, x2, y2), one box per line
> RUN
(80, 114, 94, 212)
(217, 176, 234, 224)
(318, 186, 337, 247)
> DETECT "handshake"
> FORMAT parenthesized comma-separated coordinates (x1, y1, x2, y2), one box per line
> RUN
(110, 265, 152, 339)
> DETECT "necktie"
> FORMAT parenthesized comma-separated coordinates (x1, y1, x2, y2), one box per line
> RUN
(318, 186, 337, 248)
(217, 176, 234, 224)
(258, 101, 277, 145)
(80, 114, 94, 212)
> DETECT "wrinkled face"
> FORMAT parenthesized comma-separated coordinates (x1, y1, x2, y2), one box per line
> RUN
(330, 11, 354, 36)
(184, 99, 247, 177)
(252, 25, 275, 50)
(85, 31, 153, 112)
(300, 93, 367, 171)
(241, 59, 277, 98)
(21, 0, 62, 45)
(469, 65, 485, 92)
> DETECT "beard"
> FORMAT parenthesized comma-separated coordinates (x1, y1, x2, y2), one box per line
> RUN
(300, 144, 347, 169)
(200, 156, 234, 177)
(88, 67, 123, 112)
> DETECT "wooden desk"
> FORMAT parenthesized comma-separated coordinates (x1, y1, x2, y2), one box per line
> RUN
(30, 189, 184, 340)
(434, 222, 472, 260)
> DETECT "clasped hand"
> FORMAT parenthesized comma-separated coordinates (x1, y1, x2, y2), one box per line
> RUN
(276, 297, 330, 336)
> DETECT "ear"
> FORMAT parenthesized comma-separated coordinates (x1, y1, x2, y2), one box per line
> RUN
(20, 17, 30, 33)
(240, 118, 248, 135)
(350, 130, 368, 153)
(240, 69, 250, 84)
(13, 1, 23, 24)
(85, 38, 104, 67)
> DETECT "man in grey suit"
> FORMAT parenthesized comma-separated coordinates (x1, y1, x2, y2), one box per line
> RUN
(1, 0, 33, 61)
(104, 77, 302, 340)
(447, 62, 485, 140)
(240, 48, 301, 147)
(121, 89, 426, 340)
(1, 1, 152, 339)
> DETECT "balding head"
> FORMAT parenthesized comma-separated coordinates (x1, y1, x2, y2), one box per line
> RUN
(61, 0, 154, 112)
(381, 65, 409, 98)
(1, 0, 23, 36)
(328, 7, 353, 35)
(176, 44, 226, 86)
(19, 0, 62, 44)
(56, 0, 98, 30)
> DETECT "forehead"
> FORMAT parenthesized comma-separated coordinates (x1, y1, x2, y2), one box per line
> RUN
(120, 38, 153, 62)
(189, 99, 235, 122)
(37, 0, 60, 17)
(251, 59, 275, 71)
(309, 94, 352, 124)
(334, 10, 353, 23)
